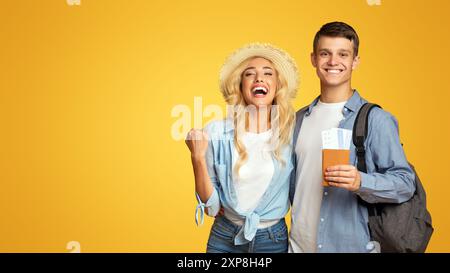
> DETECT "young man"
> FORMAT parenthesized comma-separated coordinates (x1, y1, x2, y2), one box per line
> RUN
(288, 22, 415, 253)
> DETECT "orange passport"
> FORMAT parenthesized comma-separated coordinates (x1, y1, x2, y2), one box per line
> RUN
(322, 149, 350, 187)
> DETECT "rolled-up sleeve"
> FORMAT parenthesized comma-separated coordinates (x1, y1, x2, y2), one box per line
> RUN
(356, 111, 416, 204)
(195, 188, 220, 225)
(194, 124, 221, 225)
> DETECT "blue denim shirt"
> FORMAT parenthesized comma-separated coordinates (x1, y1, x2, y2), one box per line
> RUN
(290, 90, 416, 252)
(195, 119, 293, 245)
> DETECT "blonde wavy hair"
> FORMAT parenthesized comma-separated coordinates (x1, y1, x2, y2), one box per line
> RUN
(221, 57, 296, 176)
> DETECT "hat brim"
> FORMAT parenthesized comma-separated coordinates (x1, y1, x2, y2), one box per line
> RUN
(219, 43, 299, 96)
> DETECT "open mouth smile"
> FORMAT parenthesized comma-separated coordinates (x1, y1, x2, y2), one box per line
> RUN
(251, 86, 269, 98)
(324, 68, 344, 74)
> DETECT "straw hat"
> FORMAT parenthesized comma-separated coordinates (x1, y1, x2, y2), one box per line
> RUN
(219, 43, 299, 96)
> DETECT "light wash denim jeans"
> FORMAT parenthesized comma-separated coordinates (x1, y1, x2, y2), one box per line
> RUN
(206, 216, 288, 253)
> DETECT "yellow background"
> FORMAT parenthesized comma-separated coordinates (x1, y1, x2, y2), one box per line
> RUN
(0, 0, 449, 252)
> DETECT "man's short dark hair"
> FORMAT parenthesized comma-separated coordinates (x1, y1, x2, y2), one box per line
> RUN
(313, 22, 359, 56)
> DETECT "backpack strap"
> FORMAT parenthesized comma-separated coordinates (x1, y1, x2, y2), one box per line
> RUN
(353, 103, 381, 173)
(353, 103, 381, 218)
(289, 105, 310, 204)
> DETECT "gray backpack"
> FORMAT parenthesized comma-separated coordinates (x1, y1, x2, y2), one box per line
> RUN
(354, 103, 433, 252)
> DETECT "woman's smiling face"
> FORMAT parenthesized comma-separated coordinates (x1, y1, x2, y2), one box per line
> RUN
(240, 57, 278, 108)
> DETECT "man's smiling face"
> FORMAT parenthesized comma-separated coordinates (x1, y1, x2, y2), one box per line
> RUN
(311, 36, 359, 88)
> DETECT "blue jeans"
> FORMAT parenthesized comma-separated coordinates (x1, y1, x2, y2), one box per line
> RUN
(206, 216, 288, 253)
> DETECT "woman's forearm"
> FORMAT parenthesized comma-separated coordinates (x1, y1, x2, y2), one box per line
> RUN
(191, 156, 214, 203)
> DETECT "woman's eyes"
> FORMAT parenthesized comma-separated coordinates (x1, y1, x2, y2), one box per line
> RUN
(245, 72, 272, 76)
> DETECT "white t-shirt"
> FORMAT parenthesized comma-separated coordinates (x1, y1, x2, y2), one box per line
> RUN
(289, 100, 346, 253)
(225, 129, 279, 228)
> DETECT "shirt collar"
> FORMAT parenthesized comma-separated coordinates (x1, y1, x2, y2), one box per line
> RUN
(305, 89, 364, 115)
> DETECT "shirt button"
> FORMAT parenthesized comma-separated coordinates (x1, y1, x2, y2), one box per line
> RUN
(320, 218, 324, 222)
(318, 244, 322, 249)
(324, 191, 328, 196)
(366, 242, 374, 250)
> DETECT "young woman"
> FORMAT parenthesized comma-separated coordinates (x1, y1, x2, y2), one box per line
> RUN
(185, 43, 299, 253)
